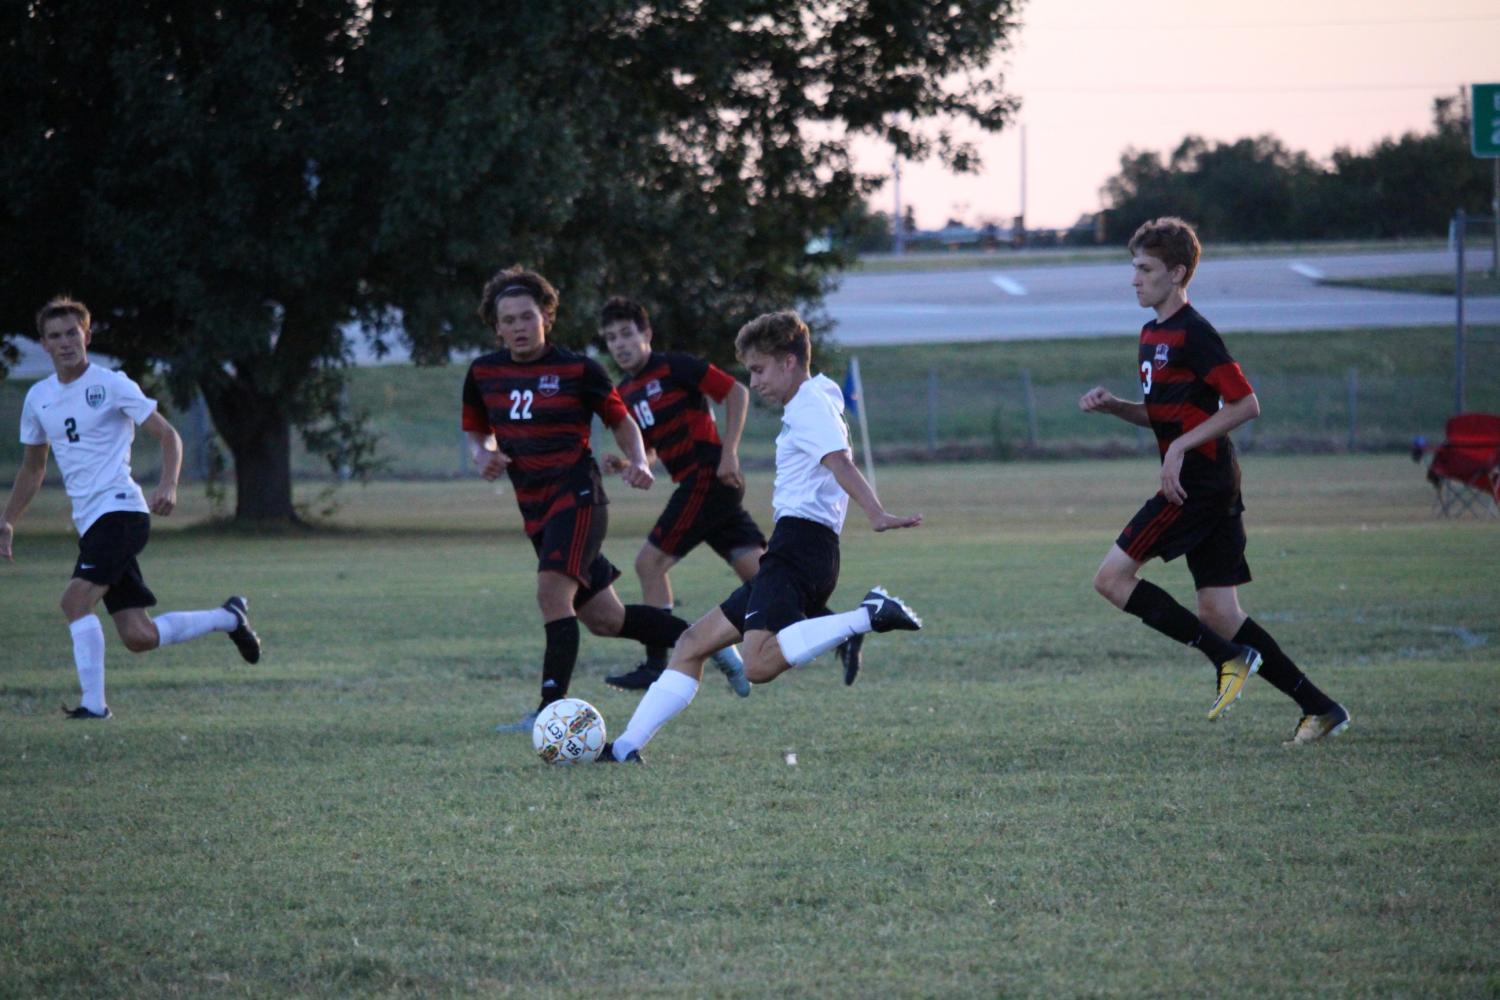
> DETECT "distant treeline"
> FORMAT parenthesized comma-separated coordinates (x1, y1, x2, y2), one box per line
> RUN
(1099, 93, 1494, 243)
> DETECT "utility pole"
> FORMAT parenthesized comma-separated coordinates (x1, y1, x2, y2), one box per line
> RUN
(892, 157, 905, 256)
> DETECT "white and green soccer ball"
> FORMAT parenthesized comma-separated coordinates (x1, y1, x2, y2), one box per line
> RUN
(532, 698, 607, 764)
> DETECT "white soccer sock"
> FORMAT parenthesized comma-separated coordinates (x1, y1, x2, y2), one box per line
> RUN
(776, 607, 872, 666)
(69, 615, 107, 713)
(612, 669, 699, 759)
(153, 608, 237, 648)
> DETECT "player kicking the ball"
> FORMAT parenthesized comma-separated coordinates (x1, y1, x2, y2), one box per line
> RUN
(2, 298, 261, 721)
(461, 269, 745, 735)
(598, 310, 922, 763)
(1079, 217, 1348, 745)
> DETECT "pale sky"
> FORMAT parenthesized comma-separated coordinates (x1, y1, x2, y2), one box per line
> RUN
(858, 0, 1500, 231)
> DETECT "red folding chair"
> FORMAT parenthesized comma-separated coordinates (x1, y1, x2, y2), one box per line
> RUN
(1414, 413, 1500, 518)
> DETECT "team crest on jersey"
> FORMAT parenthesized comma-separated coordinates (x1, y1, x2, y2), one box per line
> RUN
(1153, 343, 1170, 369)
(85, 385, 107, 408)
(645, 379, 662, 398)
(537, 374, 560, 397)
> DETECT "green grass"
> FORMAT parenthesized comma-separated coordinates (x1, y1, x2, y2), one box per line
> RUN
(1320, 272, 1500, 297)
(5, 325, 1498, 481)
(2, 457, 1497, 997)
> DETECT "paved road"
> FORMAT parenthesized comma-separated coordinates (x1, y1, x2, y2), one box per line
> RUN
(827, 248, 1500, 345)
(10, 248, 1497, 376)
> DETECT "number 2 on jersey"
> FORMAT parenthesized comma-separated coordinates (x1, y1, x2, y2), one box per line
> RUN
(65, 417, 80, 442)
(509, 389, 534, 420)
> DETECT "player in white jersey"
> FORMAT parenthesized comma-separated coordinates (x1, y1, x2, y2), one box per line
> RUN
(1, 298, 261, 720)
(598, 310, 924, 763)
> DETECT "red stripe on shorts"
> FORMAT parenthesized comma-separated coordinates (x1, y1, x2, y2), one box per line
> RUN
(1127, 502, 1182, 561)
(568, 506, 592, 581)
(660, 473, 714, 554)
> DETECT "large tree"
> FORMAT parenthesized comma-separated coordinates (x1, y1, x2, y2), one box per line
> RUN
(1, 1, 1021, 522)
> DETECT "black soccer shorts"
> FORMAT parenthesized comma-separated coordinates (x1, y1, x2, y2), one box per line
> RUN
(530, 502, 621, 606)
(1116, 492, 1252, 590)
(719, 516, 840, 635)
(647, 470, 766, 562)
(74, 511, 158, 613)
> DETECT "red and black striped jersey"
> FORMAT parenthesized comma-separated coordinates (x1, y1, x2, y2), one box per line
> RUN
(1137, 305, 1254, 497)
(461, 345, 630, 535)
(616, 351, 738, 482)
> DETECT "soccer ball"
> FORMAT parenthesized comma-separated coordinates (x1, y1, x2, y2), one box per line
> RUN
(532, 698, 607, 764)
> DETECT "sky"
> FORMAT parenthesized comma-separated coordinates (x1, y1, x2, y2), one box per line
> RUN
(857, 0, 1500, 231)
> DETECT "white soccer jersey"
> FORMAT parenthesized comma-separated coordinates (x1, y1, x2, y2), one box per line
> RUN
(19, 364, 157, 535)
(772, 373, 852, 533)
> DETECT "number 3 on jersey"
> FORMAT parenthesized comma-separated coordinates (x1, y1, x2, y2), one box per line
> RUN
(509, 389, 534, 420)
(1139, 360, 1153, 396)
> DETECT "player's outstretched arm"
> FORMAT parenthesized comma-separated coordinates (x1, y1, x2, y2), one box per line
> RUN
(1, 444, 50, 561)
(140, 412, 182, 516)
(609, 416, 654, 490)
(820, 450, 922, 532)
(465, 431, 510, 481)
(716, 381, 750, 490)
(1079, 386, 1150, 427)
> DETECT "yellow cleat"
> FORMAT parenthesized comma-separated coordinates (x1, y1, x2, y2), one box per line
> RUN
(1283, 703, 1351, 746)
(1207, 646, 1261, 721)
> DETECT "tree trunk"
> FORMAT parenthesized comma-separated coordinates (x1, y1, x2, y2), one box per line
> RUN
(200, 376, 302, 524)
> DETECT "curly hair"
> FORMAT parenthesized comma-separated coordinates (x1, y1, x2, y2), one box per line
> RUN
(478, 266, 559, 329)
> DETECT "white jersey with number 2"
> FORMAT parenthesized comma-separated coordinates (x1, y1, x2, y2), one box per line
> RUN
(19, 363, 157, 535)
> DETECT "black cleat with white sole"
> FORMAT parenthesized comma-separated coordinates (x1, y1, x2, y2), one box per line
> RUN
(62, 702, 112, 721)
(605, 663, 663, 691)
(860, 587, 923, 633)
(222, 595, 261, 664)
(595, 742, 643, 764)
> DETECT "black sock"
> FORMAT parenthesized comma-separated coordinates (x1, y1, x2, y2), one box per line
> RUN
(619, 605, 688, 651)
(1233, 617, 1335, 715)
(644, 606, 673, 670)
(1122, 580, 1239, 667)
(539, 617, 580, 711)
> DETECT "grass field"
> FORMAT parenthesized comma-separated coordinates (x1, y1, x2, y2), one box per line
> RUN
(9, 325, 1495, 484)
(2, 456, 1497, 997)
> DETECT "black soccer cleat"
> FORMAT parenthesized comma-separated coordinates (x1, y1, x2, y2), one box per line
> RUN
(837, 634, 864, 686)
(605, 663, 663, 691)
(62, 702, 112, 721)
(860, 586, 923, 633)
(222, 595, 261, 664)
(595, 742, 643, 764)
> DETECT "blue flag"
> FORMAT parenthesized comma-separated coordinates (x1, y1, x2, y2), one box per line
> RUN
(842, 364, 859, 417)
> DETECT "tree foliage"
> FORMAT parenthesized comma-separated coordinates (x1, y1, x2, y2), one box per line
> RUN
(2, 0, 1021, 521)
(1100, 95, 1493, 243)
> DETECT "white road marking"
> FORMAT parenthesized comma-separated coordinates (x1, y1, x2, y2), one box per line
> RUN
(990, 275, 1028, 296)
(1289, 262, 1325, 280)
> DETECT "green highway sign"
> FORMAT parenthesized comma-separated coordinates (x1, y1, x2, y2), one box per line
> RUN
(1474, 83, 1500, 158)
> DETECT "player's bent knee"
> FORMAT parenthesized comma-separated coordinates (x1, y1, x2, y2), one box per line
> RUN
(1092, 569, 1129, 606)
(119, 624, 158, 653)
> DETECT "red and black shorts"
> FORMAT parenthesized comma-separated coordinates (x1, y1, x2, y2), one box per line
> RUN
(1116, 492, 1252, 590)
(719, 516, 840, 635)
(529, 503, 621, 607)
(74, 511, 158, 614)
(647, 470, 766, 562)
